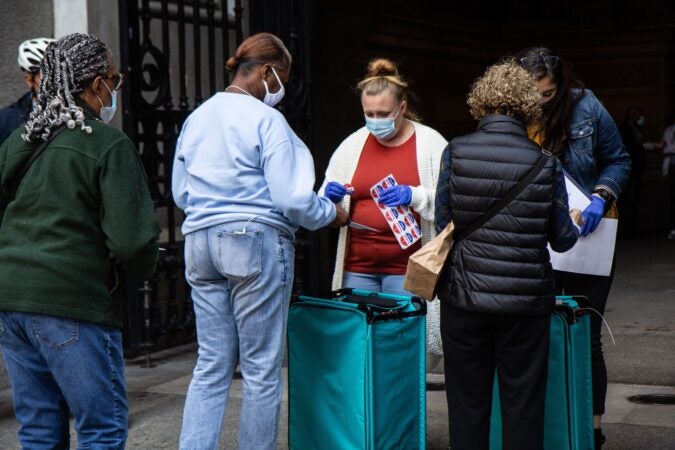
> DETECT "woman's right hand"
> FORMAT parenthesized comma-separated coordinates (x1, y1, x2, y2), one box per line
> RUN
(324, 181, 348, 203)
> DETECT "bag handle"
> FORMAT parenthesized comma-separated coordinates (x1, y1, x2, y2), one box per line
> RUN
(8, 125, 67, 201)
(454, 151, 548, 242)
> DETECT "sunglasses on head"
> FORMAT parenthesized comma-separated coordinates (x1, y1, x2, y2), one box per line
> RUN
(518, 55, 559, 70)
(100, 72, 125, 90)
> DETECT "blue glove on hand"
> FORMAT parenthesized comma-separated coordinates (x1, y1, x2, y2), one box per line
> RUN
(379, 185, 412, 207)
(580, 196, 605, 236)
(324, 181, 348, 204)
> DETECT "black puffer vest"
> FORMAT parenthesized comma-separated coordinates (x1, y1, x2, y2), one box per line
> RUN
(437, 115, 556, 315)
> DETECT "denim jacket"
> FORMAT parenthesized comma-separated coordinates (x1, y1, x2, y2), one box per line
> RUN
(559, 89, 631, 199)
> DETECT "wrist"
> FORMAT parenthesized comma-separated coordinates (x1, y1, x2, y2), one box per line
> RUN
(409, 185, 424, 209)
(591, 193, 606, 204)
(592, 188, 614, 214)
(592, 188, 612, 203)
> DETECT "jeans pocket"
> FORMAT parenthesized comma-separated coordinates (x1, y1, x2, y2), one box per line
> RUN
(32, 315, 80, 349)
(216, 231, 263, 280)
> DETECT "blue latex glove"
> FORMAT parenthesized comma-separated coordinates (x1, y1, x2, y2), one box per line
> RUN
(324, 181, 348, 204)
(379, 185, 412, 207)
(580, 196, 605, 236)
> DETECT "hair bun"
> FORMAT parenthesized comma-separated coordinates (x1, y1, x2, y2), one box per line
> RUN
(225, 55, 240, 73)
(367, 58, 398, 78)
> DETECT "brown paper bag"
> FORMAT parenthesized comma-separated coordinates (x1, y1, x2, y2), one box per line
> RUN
(403, 222, 454, 301)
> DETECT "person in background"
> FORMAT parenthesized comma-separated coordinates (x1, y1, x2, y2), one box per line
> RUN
(516, 46, 631, 449)
(620, 106, 647, 175)
(173, 32, 348, 450)
(0, 33, 159, 448)
(662, 115, 675, 239)
(435, 59, 579, 450)
(318, 58, 448, 369)
(0, 37, 54, 144)
(619, 106, 648, 235)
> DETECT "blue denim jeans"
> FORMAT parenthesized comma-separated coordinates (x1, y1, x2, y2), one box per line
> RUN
(0, 311, 127, 449)
(343, 271, 411, 296)
(180, 220, 295, 450)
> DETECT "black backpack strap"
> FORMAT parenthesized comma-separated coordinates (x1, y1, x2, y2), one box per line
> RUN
(9, 125, 67, 201)
(454, 151, 549, 242)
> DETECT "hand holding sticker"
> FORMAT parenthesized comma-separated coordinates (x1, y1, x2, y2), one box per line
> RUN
(370, 174, 422, 249)
(379, 185, 412, 207)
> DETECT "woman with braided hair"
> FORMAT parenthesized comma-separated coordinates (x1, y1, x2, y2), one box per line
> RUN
(0, 33, 159, 448)
(24, 33, 117, 141)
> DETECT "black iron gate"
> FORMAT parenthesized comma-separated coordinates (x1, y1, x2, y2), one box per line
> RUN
(118, 0, 314, 358)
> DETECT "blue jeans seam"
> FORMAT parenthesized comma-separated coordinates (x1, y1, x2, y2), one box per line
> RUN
(272, 234, 286, 442)
(106, 327, 123, 446)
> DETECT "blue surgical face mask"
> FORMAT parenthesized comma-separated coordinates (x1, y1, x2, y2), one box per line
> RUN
(365, 107, 400, 140)
(97, 81, 117, 123)
(263, 67, 285, 107)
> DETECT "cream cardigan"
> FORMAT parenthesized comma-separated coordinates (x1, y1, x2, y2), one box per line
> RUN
(319, 121, 448, 356)
(319, 121, 447, 288)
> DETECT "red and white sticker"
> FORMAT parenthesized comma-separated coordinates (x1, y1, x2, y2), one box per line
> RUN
(370, 174, 422, 249)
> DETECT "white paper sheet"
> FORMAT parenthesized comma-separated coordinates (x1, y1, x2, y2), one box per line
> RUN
(547, 174, 617, 276)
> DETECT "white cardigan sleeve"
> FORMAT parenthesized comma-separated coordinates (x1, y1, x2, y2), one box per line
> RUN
(409, 122, 448, 221)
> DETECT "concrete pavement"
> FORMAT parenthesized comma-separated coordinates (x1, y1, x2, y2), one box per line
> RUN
(0, 236, 673, 448)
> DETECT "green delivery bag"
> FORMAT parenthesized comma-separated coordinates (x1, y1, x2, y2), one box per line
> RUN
(490, 296, 595, 450)
(287, 289, 427, 450)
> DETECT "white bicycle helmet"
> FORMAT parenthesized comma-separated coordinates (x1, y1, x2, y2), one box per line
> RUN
(18, 37, 55, 72)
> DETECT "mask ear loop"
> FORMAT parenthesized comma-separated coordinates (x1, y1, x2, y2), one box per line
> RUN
(263, 66, 283, 95)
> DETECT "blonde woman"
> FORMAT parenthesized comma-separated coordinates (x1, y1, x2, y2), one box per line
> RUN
(435, 60, 579, 450)
(319, 58, 447, 366)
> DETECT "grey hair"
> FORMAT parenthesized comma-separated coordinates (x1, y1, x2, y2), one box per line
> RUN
(23, 33, 110, 142)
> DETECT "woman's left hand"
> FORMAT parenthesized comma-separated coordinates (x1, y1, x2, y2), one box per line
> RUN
(580, 196, 605, 236)
(379, 185, 412, 207)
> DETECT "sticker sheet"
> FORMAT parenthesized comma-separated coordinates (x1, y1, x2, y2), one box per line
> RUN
(370, 174, 422, 249)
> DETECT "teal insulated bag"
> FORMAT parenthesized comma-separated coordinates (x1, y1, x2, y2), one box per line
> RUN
(287, 289, 427, 450)
(490, 296, 595, 449)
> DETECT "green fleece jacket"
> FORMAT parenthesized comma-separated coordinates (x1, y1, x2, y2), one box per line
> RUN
(0, 120, 160, 327)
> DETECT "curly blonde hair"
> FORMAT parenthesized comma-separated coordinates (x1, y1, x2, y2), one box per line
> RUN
(467, 59, 541, 123)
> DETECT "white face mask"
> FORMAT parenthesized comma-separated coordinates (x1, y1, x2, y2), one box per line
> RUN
(97, 80, 117, 123)
(262, 67, 285, 107)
